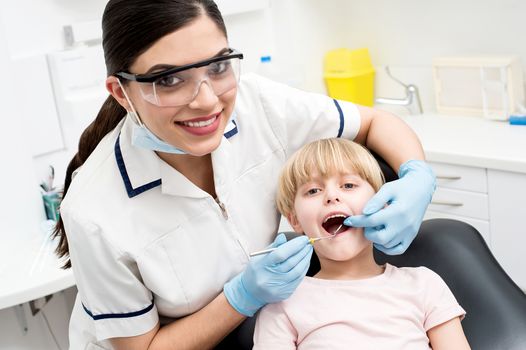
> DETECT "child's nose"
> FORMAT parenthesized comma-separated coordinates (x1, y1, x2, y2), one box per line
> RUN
(325, 191, 341, 204)
(326, 197, 340, 204)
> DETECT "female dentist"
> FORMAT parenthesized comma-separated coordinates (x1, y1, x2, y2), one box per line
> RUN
(54, 0, 436, 349)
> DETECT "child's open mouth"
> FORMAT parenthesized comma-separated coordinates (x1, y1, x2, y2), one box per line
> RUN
(321, 214, 349, 236)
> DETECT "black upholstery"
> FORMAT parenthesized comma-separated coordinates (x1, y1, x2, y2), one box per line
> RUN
(375, 219, 526, 350)
(217, 219, 526, 349)
(215, 156, 526, 349)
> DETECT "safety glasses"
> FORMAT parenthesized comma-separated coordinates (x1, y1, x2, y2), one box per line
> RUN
(115, 49, 244, 107)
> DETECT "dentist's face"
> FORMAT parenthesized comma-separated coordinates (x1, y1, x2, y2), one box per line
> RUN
(289, 171, 376, 261)
(120, 15, 237, 156)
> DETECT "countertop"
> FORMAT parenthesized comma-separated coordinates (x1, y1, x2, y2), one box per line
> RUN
(0, 223, 74, 310)
(401, 114, 526, 174)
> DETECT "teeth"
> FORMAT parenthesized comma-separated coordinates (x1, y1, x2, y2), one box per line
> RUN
(180, 116, 216, 128)
(323, 214, 346, 223)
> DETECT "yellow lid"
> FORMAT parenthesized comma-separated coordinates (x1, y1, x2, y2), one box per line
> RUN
(324, 48, 374, 78)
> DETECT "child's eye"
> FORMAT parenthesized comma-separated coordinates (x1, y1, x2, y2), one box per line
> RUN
(343, 183, 355, 189)
(306, 188, 320, 195)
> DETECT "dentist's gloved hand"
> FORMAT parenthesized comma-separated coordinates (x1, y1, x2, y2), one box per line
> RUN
(344, 159, 436, 255)
(224, 234, 313, 317)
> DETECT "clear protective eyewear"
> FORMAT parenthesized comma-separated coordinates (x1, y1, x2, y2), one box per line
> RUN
(115, 49, 244, 107)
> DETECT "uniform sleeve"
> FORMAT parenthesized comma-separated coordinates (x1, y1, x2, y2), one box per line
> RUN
(247, 74, 361, 157)
(420, 267, 466, 331)
(253, 302, 298, 350)
(63, 207, 159, 341)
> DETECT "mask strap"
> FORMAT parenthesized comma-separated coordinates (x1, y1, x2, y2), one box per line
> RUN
(117, 79, 144, 126)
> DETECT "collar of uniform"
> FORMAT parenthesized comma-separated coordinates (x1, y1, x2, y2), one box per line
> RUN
(115, 113, 238, 198)
(115, 117, 163, 198)
(158, 137, 233, 198)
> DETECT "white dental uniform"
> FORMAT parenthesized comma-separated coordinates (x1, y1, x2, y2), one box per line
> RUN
(61, 73, 360, 349)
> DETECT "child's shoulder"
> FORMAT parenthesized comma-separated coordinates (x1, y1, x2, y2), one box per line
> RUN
(388, 264, 446, 286)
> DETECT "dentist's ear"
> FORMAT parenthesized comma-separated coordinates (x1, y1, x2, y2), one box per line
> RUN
(287, 212, 303, 233)
(106, 76, 132, 110)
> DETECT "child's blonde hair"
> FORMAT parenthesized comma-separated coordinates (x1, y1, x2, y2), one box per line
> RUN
(276, 138, 385, 218)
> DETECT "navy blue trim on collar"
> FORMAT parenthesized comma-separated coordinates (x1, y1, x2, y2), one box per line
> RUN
(333, 99, 344, 138)
(224, 120, 238, 139)
(115, 134, 162, 198)
(82, 301, 154, 320)
(115, 120, 238, 198)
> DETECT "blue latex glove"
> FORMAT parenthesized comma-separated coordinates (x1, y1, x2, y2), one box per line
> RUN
(224, 234, 313, 317)
(344, 159, 436, 255)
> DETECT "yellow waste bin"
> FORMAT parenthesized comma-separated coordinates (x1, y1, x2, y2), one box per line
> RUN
(324, 48, 375, 106)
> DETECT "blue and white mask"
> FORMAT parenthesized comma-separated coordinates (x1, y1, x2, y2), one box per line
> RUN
(129, 113, 187, 154)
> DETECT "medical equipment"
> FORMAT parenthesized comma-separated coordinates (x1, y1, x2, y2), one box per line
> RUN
(432, 55, 525, 121)
(249, 224, 344, 257)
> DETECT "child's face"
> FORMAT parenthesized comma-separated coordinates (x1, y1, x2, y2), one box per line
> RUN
(288, 171, 376, 261)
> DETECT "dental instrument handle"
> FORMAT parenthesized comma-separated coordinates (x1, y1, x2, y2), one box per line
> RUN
(309, 236, 333, 244)
(250, 236, 323, 257)
(249, 247, 277, 257)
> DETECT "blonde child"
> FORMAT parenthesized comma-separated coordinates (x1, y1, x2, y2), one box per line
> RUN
(253, 138, 470, 350)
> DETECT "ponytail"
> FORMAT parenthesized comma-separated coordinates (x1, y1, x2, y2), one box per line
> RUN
(53, 96, 126, 268)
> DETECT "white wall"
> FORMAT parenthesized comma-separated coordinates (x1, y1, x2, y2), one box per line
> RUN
(224, 0, 349, 92)
(268, 0, 349, 92)
(341, 0, 526, 115)
(0, 5, 46, 239)
(0, 0, 107, 58)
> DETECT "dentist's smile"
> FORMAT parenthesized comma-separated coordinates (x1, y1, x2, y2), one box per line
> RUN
(176, 111, 222, 136)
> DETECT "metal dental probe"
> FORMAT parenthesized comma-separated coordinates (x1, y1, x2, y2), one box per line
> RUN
(249, 224, 344, 257)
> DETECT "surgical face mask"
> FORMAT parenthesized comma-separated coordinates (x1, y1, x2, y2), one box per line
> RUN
(129, 112, 187, 154)
(118, 79, 188, 155)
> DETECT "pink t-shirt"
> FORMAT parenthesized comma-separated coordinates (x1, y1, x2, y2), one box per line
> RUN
(253, 264, 465, 350)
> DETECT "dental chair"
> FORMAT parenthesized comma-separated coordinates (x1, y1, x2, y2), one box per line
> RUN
(216, 157, 526, 350)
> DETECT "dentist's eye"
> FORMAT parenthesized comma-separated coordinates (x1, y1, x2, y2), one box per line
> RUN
(156, 73, 184, 88)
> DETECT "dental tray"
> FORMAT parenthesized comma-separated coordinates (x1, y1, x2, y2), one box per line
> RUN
(432, 55, 525, 121)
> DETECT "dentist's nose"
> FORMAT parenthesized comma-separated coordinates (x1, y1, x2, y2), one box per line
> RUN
(188, 80, 218, 109)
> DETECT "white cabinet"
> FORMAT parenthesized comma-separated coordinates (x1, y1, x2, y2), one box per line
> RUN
(425, 162, 490, 243)
(487, 170, 526, 289)
(424, 161, 526, 289)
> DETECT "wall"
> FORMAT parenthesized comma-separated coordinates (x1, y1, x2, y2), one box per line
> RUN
(0, 0, 108, 58)
(341, 0, 526, 115)
(224, 0, 349, 91)
(0, 4, 46, 240)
